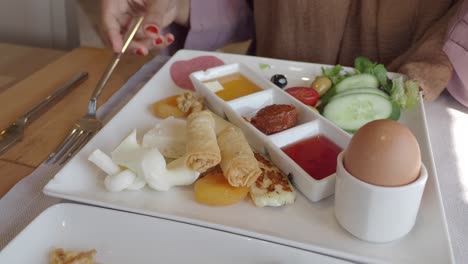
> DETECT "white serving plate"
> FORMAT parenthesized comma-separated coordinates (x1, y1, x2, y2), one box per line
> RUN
(0, 203, 348, 264)
(43, 50, 453, 263)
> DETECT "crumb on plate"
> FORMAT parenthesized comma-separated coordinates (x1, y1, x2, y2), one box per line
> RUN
(49, 248, 97, 264)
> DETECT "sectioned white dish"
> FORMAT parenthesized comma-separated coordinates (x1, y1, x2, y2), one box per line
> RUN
(0, 203, 348, 264)
(190, 63, 350, 202)
(43, 50, 453, 263)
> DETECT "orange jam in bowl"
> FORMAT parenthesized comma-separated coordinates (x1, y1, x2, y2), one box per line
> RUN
(206, 73, 263, 101)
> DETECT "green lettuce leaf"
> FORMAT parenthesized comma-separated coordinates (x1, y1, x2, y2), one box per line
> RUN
(391, 76, 406, 108)
(354, 57, 390, 91)
(354, 56, 375, 74)
(390, 77, 419, 110)
(404, 80, 419, 109)
(321, 65, 347, 85)
(373, 64, 390, 91)
(259, 63, 271, 70)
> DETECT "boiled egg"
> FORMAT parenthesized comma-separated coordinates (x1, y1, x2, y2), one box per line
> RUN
(343, 119, 421, 187)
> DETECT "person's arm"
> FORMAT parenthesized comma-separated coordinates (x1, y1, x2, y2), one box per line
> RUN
(388, 2, 462, 102)
(443, 0, 468, 107)
(166, 0, 254, 55)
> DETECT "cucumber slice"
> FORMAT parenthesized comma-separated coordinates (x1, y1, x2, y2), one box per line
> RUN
(323, 93, 396, 132)
(331, 88, 389, 100)
(335, 74, 379, 93)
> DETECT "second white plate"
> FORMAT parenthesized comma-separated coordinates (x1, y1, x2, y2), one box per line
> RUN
(0, 203, 347, 264)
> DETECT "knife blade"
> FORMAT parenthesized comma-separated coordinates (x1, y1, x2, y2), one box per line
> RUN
(0, 124, 23, 155)
(0, 72, 88, 155)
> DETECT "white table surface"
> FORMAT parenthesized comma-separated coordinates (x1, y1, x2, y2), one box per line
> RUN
(425, 91, 468, 263)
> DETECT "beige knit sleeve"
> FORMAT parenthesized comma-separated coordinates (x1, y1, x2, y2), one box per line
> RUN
(388, 1, 462, 101)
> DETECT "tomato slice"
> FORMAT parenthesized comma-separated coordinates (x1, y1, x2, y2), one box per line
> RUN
(285, 87, 319, 107)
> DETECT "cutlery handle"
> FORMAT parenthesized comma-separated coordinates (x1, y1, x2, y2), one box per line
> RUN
(87, 16, 144, 116)
(18, 72, 88, 125)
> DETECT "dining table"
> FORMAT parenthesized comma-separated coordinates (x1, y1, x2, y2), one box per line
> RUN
(0, 42, 467, 263)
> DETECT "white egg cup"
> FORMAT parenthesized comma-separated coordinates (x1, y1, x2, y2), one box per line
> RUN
(334, 152, 428, 243)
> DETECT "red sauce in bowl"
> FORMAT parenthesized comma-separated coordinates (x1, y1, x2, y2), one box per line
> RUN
(282, 135, 342, 180)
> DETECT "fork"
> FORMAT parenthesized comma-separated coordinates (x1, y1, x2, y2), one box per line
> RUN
(47, 16, 144, 165)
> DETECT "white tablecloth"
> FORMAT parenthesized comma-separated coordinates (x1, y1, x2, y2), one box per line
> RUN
(0, 55, 467, 263)
(424, 91, 468, 263)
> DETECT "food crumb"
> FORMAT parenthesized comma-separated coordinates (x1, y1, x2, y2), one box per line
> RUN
(49, 248, 97, 264)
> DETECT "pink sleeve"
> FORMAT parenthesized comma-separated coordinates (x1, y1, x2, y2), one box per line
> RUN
(185, 0, 254, 50)
(444, 0, 468, 107)
(166, 0, 253, 53)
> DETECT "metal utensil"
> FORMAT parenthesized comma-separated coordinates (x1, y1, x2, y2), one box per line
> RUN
(0, 72, 89, 155)
(46, 16, 144, 165)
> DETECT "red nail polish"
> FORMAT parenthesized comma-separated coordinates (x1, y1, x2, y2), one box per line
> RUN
(136, 49, 144, 56)
(145, 25, 159, 34)
(155, 37, 163, 45)
(166, 36, 174, 44)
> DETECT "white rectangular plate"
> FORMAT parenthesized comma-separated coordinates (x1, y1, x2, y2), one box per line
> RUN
(44, 50, 453, 263)
(0, 203, 347, 263)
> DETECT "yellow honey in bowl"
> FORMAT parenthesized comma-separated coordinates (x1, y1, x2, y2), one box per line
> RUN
(206, 73, 263, 101)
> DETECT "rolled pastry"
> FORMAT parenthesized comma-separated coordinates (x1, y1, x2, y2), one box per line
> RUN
(208, 110, 232, 135)
(217, 125, 262, 187)
(185, 110, 221, 172)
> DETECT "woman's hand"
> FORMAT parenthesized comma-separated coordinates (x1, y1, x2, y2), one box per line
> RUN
(101, 0, 189, 55)
(399, 62, 452, 102)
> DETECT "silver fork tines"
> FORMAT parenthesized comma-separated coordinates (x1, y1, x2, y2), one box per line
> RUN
(45, 16, 144, 165)
(46, 118, 101, 165)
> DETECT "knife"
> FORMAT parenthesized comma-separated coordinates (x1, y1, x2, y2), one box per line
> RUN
(0, 72, 88, 155)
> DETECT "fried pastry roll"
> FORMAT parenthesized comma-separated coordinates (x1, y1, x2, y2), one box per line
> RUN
(185, 110, 221, 172)
(217, 125, 262, 187)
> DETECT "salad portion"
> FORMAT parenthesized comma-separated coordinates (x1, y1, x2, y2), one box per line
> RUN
(270, 57, 420, 133)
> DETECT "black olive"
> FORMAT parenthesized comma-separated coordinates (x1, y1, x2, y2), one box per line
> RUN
(270, 74, 288, 89)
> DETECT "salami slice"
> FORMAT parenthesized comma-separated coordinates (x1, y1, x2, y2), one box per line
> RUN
(170, 56, 224, 91)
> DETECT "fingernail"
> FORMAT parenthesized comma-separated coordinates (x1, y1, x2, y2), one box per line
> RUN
(166, 36, 174, 44)
(154, 37, 163, 45)
(145, 25, 159, 35)
(136, 49, 144, 56)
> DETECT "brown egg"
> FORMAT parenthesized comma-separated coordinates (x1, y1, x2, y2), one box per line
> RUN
(343, 119, 421, 187)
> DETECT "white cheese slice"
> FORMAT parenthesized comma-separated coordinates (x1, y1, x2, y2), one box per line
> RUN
(88, 149, 120, 175)
(89, 146, 145, 192)
(142, 150, 199, 191)
(104, 170, 136, 192)
(140, 147, 170, 191)
(166, 156, 200, 186)
(111, 129, 143, 174)
(111, 129, 199, 192)
(126, 175, 146, 190)
(142, 117, 187, 159)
